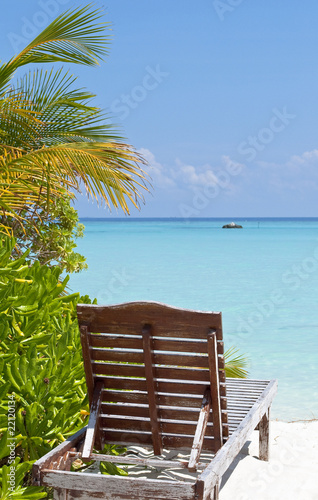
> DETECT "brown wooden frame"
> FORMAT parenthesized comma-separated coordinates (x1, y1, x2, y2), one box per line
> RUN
(32, 301, 277, 500)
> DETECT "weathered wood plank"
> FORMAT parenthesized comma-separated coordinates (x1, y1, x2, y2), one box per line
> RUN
(42, 470, 195, 500)
(91, 348, 212, 368)
(97, 376, 214, 396)
(70, 452, 188, 469)
(77, 302, 222, 340)
(188, 389, 211, 471)
(82, 380, 104, 459)
(102, 390, 213, 408)
(198, 379, 278, 497)
(259, 408, 270, 461)
(101, 403, 216, 422)
(100, 416, 215, 437)
(89, 334, 224, 354)
(99, 429, 216, 451)
(93, 362, 211, 382)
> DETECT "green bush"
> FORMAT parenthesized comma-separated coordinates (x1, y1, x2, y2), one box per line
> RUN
(0, 235, 89, 497)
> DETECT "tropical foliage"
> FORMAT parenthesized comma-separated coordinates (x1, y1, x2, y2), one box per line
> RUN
(224, 346, 248, 378)
(9, 198, 87, 273)
(0, 5, 148, 270)
(0, 234, 87, 497)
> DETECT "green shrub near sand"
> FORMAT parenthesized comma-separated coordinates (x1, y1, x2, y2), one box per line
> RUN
(0, 235, 88, 497)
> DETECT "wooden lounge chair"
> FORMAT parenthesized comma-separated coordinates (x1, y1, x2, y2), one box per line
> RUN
(32, 301, 277, 500)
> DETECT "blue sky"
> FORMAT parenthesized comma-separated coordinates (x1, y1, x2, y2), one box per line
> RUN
(1, 0, 318, 217)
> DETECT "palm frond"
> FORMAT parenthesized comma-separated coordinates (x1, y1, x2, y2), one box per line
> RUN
(3, 68, 122, 150)
(1, 142, 148, 214)
(224, 346, 249, 378)
(0, 5, 111, 91)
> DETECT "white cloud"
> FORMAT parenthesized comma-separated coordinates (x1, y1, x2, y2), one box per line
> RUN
(138, 148, 175, 188)
(174, 160, 219, 186)
(138, 148, 246, 195)
(255, 149, 318, 193)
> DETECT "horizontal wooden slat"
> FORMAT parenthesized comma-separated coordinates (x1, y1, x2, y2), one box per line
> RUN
(101, 403, 150, 419)
(77, 302, 222, 340)
(159, 408, 200, 421)
(89, 334, 143, 350)
(158, 420, 215, 438)
(101, 417, 151, 432)
(93, 362, 145, 377)
(100, 429, 217, 451)
(159, 380, 210, 395)
(100, 417, 215, 437)
(226, 386, 262, 394)
(70, 452, 189, 469)
(91, 349, 144, 363)
(91, 348, 213, 368)
(163, 434, 216, 451)
(150, 356, 222, 370)
(226, 386, 267, 394)
(98, 377, 212, 396)
(226, 394, 260, 401)
(93, 363, 211, 382)
(101, 390, 227, 409)
(98, 377, 148, 392)
(226, 379, 269, 387)
(102, 390, 150, 405)
(158, 394, 210, 408)
(89, 334, 225, 355)
(101, 404, 231, 424)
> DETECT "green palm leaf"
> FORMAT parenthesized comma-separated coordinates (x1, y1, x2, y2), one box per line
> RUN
(0, 5, 110, 92)
(224, 346, 249, 378)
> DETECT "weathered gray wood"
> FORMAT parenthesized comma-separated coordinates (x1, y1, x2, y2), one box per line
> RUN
(41, 470, 195, 500)
(188, 389, 211, 471)
(32, 427, 86, 486)
(70, 452, 188, 469)
(53, 489, 67, 499)
(195, 473, 219, 500)
(82, 380, 104, 459)
(259, 408, 270, 460)
(198, 379, 278, 497)
(214, 481, 220, 500)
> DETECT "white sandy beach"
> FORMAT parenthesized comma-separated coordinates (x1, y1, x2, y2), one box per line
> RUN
(219, 420, 318, 500)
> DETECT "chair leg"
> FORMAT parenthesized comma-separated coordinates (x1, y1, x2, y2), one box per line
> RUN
(259, 408, 270, 461)
(213, 481, 220, 500)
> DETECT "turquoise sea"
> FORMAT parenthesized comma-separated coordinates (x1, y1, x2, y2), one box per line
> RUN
(68, 218, 318, 421)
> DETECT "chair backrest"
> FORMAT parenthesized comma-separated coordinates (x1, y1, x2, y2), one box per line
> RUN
(77, 301, 228, 454)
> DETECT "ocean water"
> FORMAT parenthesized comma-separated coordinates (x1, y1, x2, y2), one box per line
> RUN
(68, 218, 318, 421)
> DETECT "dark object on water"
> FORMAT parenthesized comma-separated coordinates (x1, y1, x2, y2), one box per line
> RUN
(222, 222, 243, 228)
